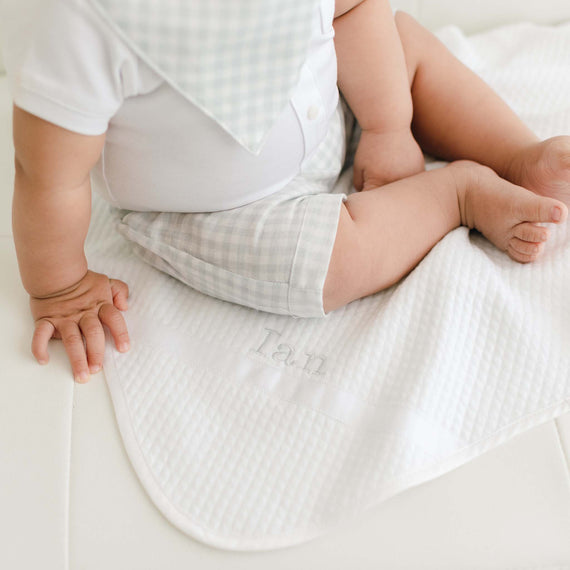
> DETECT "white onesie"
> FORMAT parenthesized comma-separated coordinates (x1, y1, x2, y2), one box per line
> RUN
(1, 0, 340, 212)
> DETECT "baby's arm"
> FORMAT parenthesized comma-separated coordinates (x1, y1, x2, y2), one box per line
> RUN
(334, 0, 424, 189)
(12, 106, 130, 383)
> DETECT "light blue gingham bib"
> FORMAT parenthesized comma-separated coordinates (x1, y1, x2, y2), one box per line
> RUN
(89, 0, 321, 155)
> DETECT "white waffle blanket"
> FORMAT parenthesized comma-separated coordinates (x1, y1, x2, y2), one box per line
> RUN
(87, 23, 570, 550)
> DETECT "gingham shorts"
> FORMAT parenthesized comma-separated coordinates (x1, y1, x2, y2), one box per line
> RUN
(116, 97, 361, 318)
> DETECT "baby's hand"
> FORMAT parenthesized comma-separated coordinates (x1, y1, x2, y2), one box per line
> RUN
(29, 270, 130, 383)
(353, 128, 425, 191)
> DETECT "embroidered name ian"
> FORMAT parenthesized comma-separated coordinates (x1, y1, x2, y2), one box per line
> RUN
(251, 328, 327, 376)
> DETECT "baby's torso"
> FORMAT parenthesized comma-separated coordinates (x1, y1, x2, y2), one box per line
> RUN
(93, 0, 340, 212)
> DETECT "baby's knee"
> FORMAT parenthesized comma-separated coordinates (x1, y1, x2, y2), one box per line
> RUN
(394, 10, 416, 33)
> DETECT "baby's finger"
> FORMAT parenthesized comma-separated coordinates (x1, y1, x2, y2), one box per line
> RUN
(59, 320, 90, 384)
(110, 279, 129, 310)
(32, 319, 55, 365)
(99, 303, 130, 353)
(79, 313, 106, 374)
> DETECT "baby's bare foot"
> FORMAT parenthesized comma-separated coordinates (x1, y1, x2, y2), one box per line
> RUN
(506, 136, 570, 206)
(452, 161, 568, 263)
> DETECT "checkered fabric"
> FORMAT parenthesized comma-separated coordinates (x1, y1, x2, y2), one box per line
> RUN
(115, 100, 357, 318)
(89, 0, 321, 155)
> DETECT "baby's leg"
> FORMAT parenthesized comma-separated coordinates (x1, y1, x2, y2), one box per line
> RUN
(323, 161, 567, 313)
(394, 12, 570, 206)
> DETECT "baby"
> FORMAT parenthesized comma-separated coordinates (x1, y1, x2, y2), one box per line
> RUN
(7, 0, 570, 384)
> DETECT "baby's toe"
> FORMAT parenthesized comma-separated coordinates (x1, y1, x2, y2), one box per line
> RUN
(514, 194, 568, 224)
(507, 238, 544, 264)
(509, 238, 544, 263)
(513, 222, 549, 244)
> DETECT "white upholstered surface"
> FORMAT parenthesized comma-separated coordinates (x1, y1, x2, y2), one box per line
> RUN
(2, 5, 570, 569)
(392, 0, 570, 33)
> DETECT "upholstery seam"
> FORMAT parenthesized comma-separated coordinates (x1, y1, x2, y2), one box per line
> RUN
(553, 418, 570, 501)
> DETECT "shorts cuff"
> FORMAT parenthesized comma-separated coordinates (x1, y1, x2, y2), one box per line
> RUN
(287, 192, 347, 318)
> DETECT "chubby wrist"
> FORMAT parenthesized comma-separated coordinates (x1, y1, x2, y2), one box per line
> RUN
(356, 97, 414, 134)
(358, 125, 416, 144)
(25, 263, 89, 300)
(360, 122, 413, 137)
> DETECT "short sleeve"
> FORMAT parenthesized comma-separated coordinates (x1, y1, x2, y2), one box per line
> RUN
(0, 0, 135, 134)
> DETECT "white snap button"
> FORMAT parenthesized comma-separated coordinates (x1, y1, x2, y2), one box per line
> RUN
(307, 105, 320, 121)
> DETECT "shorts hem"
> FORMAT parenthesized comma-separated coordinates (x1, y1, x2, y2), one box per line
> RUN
(287, 192, 347, 318)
